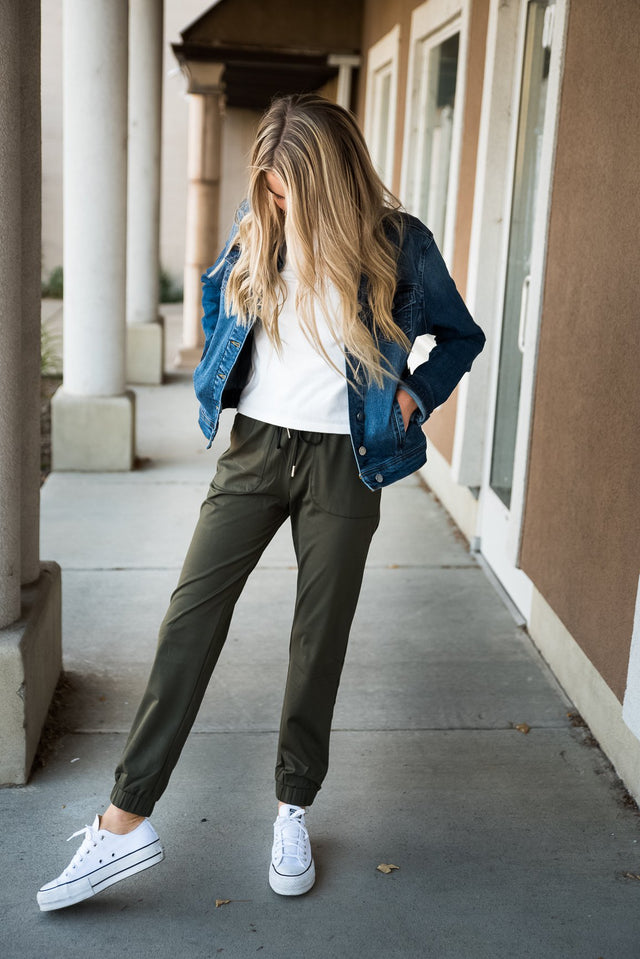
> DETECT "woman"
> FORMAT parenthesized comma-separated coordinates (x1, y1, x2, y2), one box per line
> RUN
(37, 93, 485, 910)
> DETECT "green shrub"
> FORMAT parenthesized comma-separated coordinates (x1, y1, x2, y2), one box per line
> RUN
(42, 265, 64, 299)
(41, 323, 62, 376)
(159, 267, 183, 303)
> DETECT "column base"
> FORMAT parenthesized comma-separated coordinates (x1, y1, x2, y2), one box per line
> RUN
(0, 563, 62, 786)
(174, 344, 204, 371)
(51, 388, 136, 471)
(126, 317, 165, 385)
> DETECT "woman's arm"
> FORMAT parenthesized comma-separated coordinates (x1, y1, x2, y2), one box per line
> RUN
(401, 233, 485, 425)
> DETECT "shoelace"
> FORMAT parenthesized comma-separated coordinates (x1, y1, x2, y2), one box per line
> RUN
(64, 822, 102, 876)
(274, 809, 309, 866)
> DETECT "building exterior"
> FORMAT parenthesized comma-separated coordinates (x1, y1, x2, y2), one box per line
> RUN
(356, 0, 640, 795)
(1, 0, 638, 800)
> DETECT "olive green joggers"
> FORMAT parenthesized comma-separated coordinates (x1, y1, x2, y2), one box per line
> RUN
(110, 414, 381, 816)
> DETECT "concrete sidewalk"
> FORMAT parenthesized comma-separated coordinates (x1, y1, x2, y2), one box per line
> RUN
(2, 320, 640, 957)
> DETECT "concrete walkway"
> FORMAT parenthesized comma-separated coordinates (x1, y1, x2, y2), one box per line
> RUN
(2, 313, 640, 957)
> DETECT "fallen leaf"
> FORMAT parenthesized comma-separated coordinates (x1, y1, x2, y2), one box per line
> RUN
(515, 723, 531, 734)
(215, 899, 232, 908)
(377, 863, 400, 874)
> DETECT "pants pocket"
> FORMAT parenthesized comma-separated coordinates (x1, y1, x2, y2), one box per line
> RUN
(310, 434, 381, 518)
(212, 414, 274, 494)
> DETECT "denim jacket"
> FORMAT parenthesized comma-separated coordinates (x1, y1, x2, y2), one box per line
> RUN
(193, 204, 485, 490)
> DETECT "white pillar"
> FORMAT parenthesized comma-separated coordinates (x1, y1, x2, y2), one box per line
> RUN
(328, 54, 361, 110)
(176, 85, 224, 369)
(53, 0, 135, 470)
(126, 0, 165, 385)
(0, 0, 22, 627)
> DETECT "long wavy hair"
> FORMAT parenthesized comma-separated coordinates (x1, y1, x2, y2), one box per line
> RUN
(224, 93, 409, 386)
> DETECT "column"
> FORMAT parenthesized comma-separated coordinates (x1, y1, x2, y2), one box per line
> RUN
(0, 0, 22, 628)
(0, 0, 62, 787)
(176, 74, 224, 369)
(52, 0, 135, 470)
(126, 0, 165, 385)
(328, 54, 361, 110)
(20, 0, 42, 586)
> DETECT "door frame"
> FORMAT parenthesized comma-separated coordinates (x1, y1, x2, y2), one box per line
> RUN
(474, 0, 570, 616)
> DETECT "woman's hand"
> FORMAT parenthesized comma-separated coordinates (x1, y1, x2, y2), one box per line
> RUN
(395, 388, 418, 431)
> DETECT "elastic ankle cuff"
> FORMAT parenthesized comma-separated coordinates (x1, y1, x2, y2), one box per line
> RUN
(110, 786, 155, 818)
(276, 783, 318, 807)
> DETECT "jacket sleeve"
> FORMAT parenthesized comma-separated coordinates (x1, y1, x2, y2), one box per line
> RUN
(401, 233, 485, 423)
(200, 200, 248, 340)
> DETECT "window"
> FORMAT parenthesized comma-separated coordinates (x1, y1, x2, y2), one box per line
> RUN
(364, 26, 400, 189)
(401, 0, 468, 261)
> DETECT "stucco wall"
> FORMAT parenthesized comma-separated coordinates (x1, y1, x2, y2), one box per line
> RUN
(184, 0, 362, 52)
(520, 0, 640, 700)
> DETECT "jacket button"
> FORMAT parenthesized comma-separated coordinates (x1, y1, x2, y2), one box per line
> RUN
(358, 445, 367, 456)
(356, 411, 363, 421)
(375, 473, 383, 483)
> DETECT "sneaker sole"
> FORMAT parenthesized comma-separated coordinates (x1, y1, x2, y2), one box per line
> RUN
(268, 859, 316, 896)
(37, 841, 164, 912)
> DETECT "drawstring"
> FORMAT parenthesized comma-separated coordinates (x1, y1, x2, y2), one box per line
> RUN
(276, 426, 322, 477)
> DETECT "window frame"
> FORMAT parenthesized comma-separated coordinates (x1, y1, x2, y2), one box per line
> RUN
(400, 0, 470, 267)
(364, 24, 401, 190)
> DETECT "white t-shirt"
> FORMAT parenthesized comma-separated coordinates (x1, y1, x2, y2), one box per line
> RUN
(237, 261, 351, 434)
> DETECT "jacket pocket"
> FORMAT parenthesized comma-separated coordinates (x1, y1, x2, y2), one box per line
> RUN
(391, 396, 407, 447)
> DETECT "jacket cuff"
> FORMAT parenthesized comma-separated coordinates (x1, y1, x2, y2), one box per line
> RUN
(400, 373, 436, 425)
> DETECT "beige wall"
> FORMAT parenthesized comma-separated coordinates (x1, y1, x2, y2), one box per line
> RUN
(358, 0, 489, 464)
(184, 0, 362, 51)
(520, 0, 640, 700)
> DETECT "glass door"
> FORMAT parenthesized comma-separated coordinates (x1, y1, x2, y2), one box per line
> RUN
(490, 0, 553, 508)
(479, 0, 563, 618)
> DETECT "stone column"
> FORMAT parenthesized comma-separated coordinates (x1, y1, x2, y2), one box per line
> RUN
(0, 0, 62, 786)
(176, 70, 224, 369)
(20, 0, 42, 587)
(126, 0, 165, 385)
(52, 0, 135, 470)
(0, 0, 22, 628)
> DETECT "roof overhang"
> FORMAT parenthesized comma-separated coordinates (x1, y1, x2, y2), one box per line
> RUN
(172, 40, 348, 107)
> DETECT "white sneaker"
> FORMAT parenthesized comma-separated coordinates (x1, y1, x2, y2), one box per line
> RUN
(37, 815, 164, 912)
(269, 805, 315, 896)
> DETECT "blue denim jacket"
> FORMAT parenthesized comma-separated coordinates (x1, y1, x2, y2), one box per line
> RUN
(193, 204, 485, 490)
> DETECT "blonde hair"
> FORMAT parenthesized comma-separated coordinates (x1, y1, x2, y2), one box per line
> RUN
(224, 93, 409, 387)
